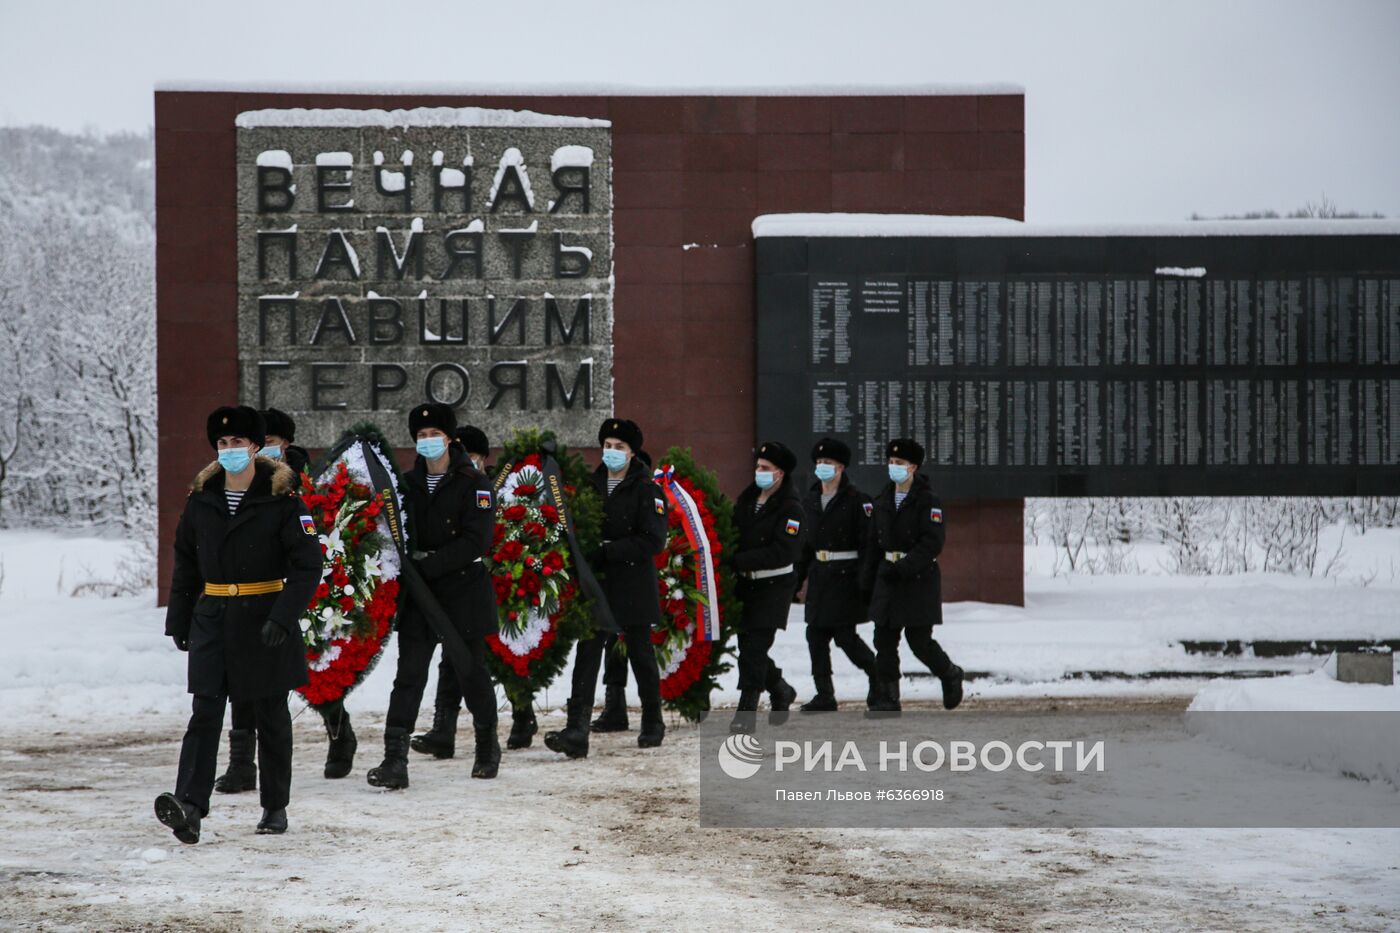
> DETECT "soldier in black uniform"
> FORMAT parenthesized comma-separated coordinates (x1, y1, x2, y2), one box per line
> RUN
(368, 404, 501, 787)
(409, 426, 541, 757)
(544, 419, 668, 758)
(793, 438, 880, 711)
(862, 438, 964, 712)
(728, 441, 805, 733)
(213, 408, 360, 794)
(155, 405, 323, 843)
(589, 447, 652, 734)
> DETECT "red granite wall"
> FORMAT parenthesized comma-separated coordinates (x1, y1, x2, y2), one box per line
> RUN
(155, 90, 1025, 604)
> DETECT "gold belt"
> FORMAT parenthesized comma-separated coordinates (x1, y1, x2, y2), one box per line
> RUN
(204, 580, 284, 597)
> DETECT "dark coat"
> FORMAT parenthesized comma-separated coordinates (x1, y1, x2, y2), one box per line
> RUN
(165, 457, 323, 700)
(590, 457, 667, 631)
(795, 474, 874, 630)
(730, 477, 806, 631)
(862, 472, 944, 629)
(402, 445, 499, 638)
(283, 444, 310, 477)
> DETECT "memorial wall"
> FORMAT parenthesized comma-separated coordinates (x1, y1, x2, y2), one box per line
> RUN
(756, 226, 1400, 496)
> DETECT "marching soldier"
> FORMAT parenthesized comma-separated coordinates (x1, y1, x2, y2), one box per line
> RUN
(212, 407, 359, 794)
(793, 438, 880, 711)
(863, 438, 964, 712)
(544, 419, 667, 758)
(728, 441, 805, 733)
(368, 404, 501, 787)
(410, 426, 541, 757)
(155, 405, 323, 843)
(590, 447, 652, 734)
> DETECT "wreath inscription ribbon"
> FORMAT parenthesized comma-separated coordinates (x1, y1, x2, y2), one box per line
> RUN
(656, 465, 719, 642)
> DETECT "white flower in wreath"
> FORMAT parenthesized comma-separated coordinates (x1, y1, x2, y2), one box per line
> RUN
(362, 551, 382, 581)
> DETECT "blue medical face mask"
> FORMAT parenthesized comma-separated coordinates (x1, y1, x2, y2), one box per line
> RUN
(601, 448, 628, 472)
(888, 464, 910, 484)
(262, 444, 283, 460)
(813, 463, 837, 483)
(416, 437, 447, 460)
(754, 470, 776, 489)
(218, 447, 252, 474)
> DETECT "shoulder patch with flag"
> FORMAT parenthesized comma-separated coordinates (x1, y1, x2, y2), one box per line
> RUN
(476, 489, 493, 509)
(785, 518, 801, 536)
(862, 502, 873, 516)
(654, 497, 665, 515)
(300, 514, 316, 536)
(930, 507, 943, 523)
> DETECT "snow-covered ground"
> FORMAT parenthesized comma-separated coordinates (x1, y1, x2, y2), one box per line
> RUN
(2, 530, 1398, 930)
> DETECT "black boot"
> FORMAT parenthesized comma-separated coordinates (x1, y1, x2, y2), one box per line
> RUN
(322, 707, 357, 779)
(729, 689, 760, 735)
(256, 807, 288, 834)
(154, 793, 200, 845)
(767, 670, 798, 724)
(213, 729, 256, 794)
(366, 727, 410, 789)
(637, 702, 666, 748)
(409, 701, 459, 759)
(800, 674, 837, 712)
(543, 699, 590, 759)
(507, 705, 538, 750)
(867, 678, 902, 713)
(591, 686, 629, 732)
(940, 663, 965, 711)
(471, 720, 501, 779)
(862, 663, 881, 710)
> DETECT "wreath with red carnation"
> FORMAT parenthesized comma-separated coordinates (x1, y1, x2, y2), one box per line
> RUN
(484, 429, 602, 703)
(294, 429, 403, 709)
(649, 446, 739, 722)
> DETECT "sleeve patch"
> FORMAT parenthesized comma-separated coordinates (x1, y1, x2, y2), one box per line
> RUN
(476, 490, 494, 509)
(654, 497, 666, 515)
(930, 508, 943, 523)
(785, 518, 801, 536)
(300, 515, 317, 535)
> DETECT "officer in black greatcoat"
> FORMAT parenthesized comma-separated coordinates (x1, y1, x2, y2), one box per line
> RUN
(728, 441, 805, 733)
(409, 426, 540, 758)
(861, 438, 964, 712)
(368, 404, 502, 787)
(214, 407, 359, 794)
(589, 447, 652, 734)
(544, 418, 668, 758)
(155, 405, 323, 844)
(793, 438, 880, 711)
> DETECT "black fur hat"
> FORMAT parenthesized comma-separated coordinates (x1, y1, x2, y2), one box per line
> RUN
(409, 402, 457, 438)
(261, 407, 296, 443)
(455, 425, 490, 458)
(207, 405, 266, 449)
(756, 440, 797, 473)
(886, 437, 925, 467)
(598, 417, 643, 451)
(810, 437, 851, 466)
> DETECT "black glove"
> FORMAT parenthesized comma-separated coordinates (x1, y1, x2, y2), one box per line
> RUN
(260, 619, 287, 648)
(171, 634, 189, 652)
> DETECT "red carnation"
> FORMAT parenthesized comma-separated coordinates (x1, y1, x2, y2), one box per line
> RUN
(523, 521, 546, 540)
(502, 504, 528, 522)
(339, 596, 355, 613)
(540, 504, 560, 523)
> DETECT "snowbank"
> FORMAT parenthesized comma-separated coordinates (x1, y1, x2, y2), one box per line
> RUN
(751, 213, 1400, 238)
(1187, 671, 1400, 790)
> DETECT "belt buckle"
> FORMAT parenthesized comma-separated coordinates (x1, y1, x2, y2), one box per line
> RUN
(227, 583, 240, 597)
(816, 550, 829, 562)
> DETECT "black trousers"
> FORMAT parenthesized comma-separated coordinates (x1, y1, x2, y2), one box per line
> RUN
(807, 625, 876, 679)
(176, 692, 291, 815)
(229, 698, 255, 731)
(569, 625, 660, 710)
(874, 625, 953, 682)
(736, 628, 789, 693)
(600, 632, 629, 689)
(385, 611, 497, 734)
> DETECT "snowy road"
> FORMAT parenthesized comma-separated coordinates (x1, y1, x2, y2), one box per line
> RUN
(2, 696, 1397, 932)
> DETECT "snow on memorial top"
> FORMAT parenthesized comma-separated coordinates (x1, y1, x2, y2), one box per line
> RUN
(234, 107, 613, 449)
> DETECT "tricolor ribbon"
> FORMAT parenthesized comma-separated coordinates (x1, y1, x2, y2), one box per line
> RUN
(656, 465, 720, 642)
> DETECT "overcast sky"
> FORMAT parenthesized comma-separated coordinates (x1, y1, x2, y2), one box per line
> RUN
(2, 0, 1396, 222)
